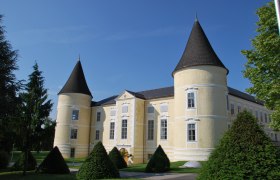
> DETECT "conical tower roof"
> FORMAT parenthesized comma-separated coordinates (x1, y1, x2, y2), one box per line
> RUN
(58, 60, 92, 97)
(173, 20, 228, 75)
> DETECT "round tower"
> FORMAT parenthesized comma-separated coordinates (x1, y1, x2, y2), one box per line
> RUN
(172, 20, 229, 161)
(54, 60, 92, 158)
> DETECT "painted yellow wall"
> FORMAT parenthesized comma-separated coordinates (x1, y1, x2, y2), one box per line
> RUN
(53, 93, 91, 158)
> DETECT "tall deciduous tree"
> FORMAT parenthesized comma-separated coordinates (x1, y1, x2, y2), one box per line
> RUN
(242, 1, 280, 130)
(0, 14, 20, 152)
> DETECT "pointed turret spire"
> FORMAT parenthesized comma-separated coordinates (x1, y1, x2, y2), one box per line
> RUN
(173, 20, 228, 75)
(58, 60, 92, 97)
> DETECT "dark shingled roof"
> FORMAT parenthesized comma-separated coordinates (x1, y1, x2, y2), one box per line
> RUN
(58, 61, 92, 97)
(92, 86, 263, 106)
(173, 20, 229, 75)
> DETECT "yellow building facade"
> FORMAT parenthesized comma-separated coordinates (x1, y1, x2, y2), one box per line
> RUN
(53, 20, 278, 163)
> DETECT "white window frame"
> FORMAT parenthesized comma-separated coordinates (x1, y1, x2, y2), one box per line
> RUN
(186, 89, 197, 110)
(187, 119, 198, 143)
(96, 111, 101, 122)
(72, 110, 79, 120)
(147, 120, 154, 140)
(160, 118, 167, 140)
(121, 119, 128, 139)
(109, 122, 115, 140)
(70, 128, 78, 139)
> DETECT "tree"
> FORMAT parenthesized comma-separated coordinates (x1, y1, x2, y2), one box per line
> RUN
(41, 118, 56, 151)
(242, 1, 280, 130)
(77, 142, 120, 180)
(109, 147, 127, 169)
(21, 62, 53, 152)
(198, 111, 280, 179)
(36, 146, 70, 174)
(145, 145, 170, 173)
(13, 151, 37, 171)
(0, 14, 20, 152)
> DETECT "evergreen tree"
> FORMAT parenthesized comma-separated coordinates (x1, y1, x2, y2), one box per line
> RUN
(0, 14, 20, 152)
(198, 111, 280, 179)
(77, 142, 120, 179)
(145, 145, 170, 173)
(13, 151, 37, 171)
(37, 146, 70, 174)
(242, 1, 280, 130)
(109, 147, 127, 169)
(21, 62, 53, 152)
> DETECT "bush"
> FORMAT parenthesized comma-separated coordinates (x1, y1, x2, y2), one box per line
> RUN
(109, 147, 127, 169)
(0, 150, 10, 169)
(13, 151, 37, 171)
(77, 142, 120, 179)
(36, 146, 69, 174)
(198, 111, 280, 179)
(145, 145, 170, 173)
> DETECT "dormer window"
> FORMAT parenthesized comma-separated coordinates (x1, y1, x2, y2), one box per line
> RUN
(72, 110, 79, 120)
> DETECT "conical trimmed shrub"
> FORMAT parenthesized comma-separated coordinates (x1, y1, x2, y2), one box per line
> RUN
(36, 146, 70, 174)
(77, 142, 120, 179)
(109, 147, 127, 169)
(13, 151, 37, 171)
(145, 145, 170, 173)
(198, 111, 280, 179)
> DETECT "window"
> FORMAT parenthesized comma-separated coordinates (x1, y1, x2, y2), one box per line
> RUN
(237, 106, 241, 113)
(97, 112, 101, 122)
(70, 128, 78, 139)
(230, 104, 234, 115)
(275, 134, 278, 142)
(122, 105, 128, 113)
(264, 113, 267, 123)
(226, 95, 229, 110)
(160, 104, 168, 112)
(147, 120, 154, 140)
(121, 119, 127, 139)
(187, 92, 195, 108)
(260, 112, 263, 122)
(110, 122, 115, 139)
(255, 111, 258, 119)
(95, 130, 100, 140)
(160, 119, 167, 140)
(147, 106, 154, 114)
(187, 123, 196, 141)
(72, 110, 79, 120)
(110, 109, 116, 116)
(70, 148, 75, 158)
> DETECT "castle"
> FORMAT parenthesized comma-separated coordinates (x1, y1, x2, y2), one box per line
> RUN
(53, 20, 277, 163)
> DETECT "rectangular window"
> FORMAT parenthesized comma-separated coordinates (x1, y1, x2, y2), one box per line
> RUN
(226, 95, 229, 110)
(121, 119, 127, 139)
(187, 92, 195, 108)
(110, 109, 116, 116)
(147, 120, 154, 140)
(110, 122, 115, 139)
(160, 119, 167, 140)
(160, 104, 168, 112)
(260, 112, 263, 122)
(275, 134, 278, 141)
(188, 123, 196, 141)
(230, 104, 234, 115)
(72, 110, 79, 120)
(95, 130, 100, 140)
(147, 106, 154, 114)
(70, 128, 78, 139)
(237, 106, 241, 113)
(70, 148, 75, 158)
(97, 112, 101, 122)
(122, 105, 128, 113)
(264, 113, 267, 123)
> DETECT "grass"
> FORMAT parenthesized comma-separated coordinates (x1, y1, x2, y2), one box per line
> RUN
(10, 151, 49, 163)
(120, 161, 202, 173)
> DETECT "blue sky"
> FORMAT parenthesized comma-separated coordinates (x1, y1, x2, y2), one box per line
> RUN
(1, 0, 270, 119)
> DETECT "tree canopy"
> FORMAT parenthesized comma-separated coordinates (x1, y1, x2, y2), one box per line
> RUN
(242, 1, 280, 130)
(198, 111, 280, 179)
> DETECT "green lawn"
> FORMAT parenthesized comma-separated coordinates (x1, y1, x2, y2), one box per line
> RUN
(10, 151, 49, 163)
(120, 161, 202, 173)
